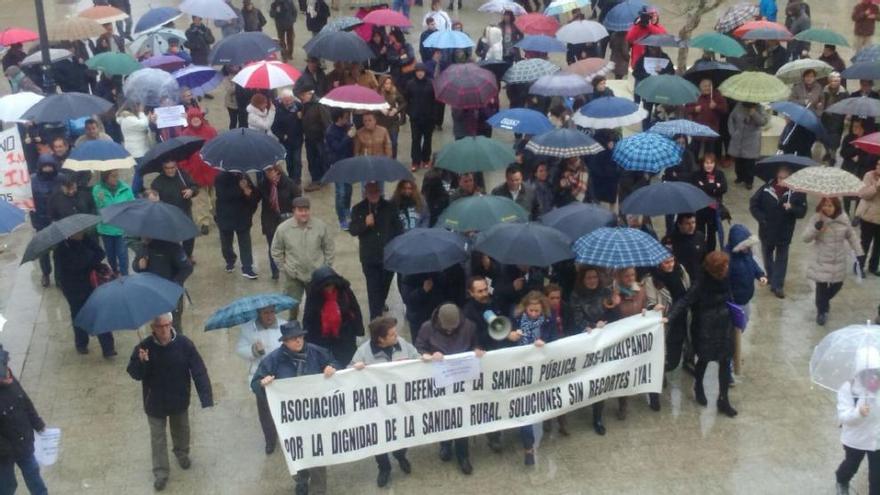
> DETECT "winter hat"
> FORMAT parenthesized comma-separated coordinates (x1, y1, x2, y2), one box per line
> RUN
(437, 304, 460, 331)
(292, 196, 311, 209)
(279, 321, 307, 341)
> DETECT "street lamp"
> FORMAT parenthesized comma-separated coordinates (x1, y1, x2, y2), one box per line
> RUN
(33, 0, 56, 93)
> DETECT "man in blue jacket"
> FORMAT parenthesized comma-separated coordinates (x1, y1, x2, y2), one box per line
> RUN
(252, 321, 337, 495)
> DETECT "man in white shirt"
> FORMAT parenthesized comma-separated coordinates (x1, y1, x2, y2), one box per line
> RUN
(422, 0, 451, 30)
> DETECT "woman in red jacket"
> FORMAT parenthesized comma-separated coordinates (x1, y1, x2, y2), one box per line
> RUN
(625, 6, 666, 69)
(179, 107, 220, 234)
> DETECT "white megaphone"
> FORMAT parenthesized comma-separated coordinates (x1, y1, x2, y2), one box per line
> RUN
(483, 310, 512, 341)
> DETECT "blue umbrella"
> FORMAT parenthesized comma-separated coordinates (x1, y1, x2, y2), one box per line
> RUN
(841, 61, 880, 81)
(423, 30, 475, 49)
(573, 227, 669, 268)
(487, 108, 554, 134)
(612, 132, 682, 173)
(572, 96, 647, 128)
(648, 119, 720, 138)
(526, 128, 603, 158)
(619, 182, 714, 216)
(322, 156, 414, 184)
(172, 65, 223, 97)
(75, 273, 185, 334)
(383, 228, 468, 275)
(474, 222, 574, 266)
(755, 154, 818, 181)
(204, 294, 298, 331)
(209, 32, 280, 65)
(770, 101, 829, 142)
(201, 128, 287, 172)
(529, 72, 592, 97)
(0, 201, 25, 234)
(603, 0, 647, 31)
(852, 44, 880, 63)
(64, 140, 136, 172)
(539, 203, 615, 242)
(134, 7, 183, 35)
(515, 35, 566, 53)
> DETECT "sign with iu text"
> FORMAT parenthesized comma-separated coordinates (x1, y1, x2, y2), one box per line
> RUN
(266, 312, 665, 473)
(0, 127, 32, 209)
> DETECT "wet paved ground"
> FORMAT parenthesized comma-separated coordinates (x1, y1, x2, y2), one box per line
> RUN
(1, 0, 878, 493)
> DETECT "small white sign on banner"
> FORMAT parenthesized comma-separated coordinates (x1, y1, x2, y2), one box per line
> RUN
(154, 105, 187, 129)
(432, 355, 481, 388)
(33, 427, 61, 466)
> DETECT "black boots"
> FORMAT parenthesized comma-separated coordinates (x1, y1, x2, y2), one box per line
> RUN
(717, 397, 738, 418)
(694, 382, 708, 406)
(592, 403, 606, 435)
(648, 393, 661, 411)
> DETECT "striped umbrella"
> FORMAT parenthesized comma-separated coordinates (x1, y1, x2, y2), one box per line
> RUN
(612, 132, 681, 173)
(502, 58, 560, 84)
(648, 119, 719, 138)
(232, 61, 302, 89)
(321, 84, 390, 111)
(434, 63, 497, 109)
(573, 227, 669, 268)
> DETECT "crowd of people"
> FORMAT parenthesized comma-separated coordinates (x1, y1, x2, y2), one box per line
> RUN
(5, 0, 880, 494)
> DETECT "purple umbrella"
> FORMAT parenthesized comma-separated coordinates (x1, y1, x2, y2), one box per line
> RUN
(433, 63, 498, 109)
(172, 65, 223, 97)
(141, 54, 186, 72)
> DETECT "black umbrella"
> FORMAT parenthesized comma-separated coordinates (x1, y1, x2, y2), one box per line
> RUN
(620, 182, 714, 216)
(825, 96, 880, 118)
(139, 136, 206, 175)
(755, 154, 818, 182)
(478, 59, 513, 81)
(75, 273, 184, 334)
(841, 61, 880, 81)
(637, 34, 684, 48)
(21, 214, 100, 264)
(383, 228, 468, 275)
(200, 128, 286, 172)
(321, 156, 414, 184)
(306, 31, 374, 62)
(474, 222, 573, 267)
(208, 31, 280, 65)
(21, 93, 112, 123)
(684, 59, 741, 87)
(539, 202, 615, 241)
(100, 199, 199, 242)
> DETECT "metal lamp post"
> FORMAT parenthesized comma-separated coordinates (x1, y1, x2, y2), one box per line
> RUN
(33, 0, 56, 93)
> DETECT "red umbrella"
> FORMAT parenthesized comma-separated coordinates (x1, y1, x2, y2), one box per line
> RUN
(732, 20, 790, 38)
(853, 132, 880, 155)
(362, 8, 412, 28)
(0, 28, 39, 45)
(433, 63, 498, 109)
(515, 13, 560, 36)
(232, 61, 301, 89)
(321, 84, 389, 110)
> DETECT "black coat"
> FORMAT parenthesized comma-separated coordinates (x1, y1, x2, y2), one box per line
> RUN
(269, 0, 297, 27)
(749, 181, 807, 246)
(271, 101, 304, 149)
(841, 132, 879, 178)
(404, 77, 436, 124)
(51, 59, 91, 93)
(492, 264, 545, 314)
(302, 266, 364, 365)
(692, 169, 727, 202)
(667, 271, 734, 361)
(671, 229, 706, 281)
(47, 189, 96, 220)
(0, 375, 45, 463)
(127, 332, 213, 418)
(257, 174, 300, 237)
(214, 172, 260, 231)
(349, 198, 403, 264)
(55, 237, 105, 307)
(462, 297, 509, 351)
(132, 239, 193, 286)
(491, 183, 540, 220)
(401, 265, 466, 330)
(151, 170, 199, 217)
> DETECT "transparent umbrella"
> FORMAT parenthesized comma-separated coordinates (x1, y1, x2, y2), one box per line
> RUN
(123, 68, 181, 107)
(810, 324, 880, 393)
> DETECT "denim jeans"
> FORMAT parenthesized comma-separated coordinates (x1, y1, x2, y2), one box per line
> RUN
(304, 139, 326, 184)
(0, 453, 48, 495)
(391, 0, 410, 17)
(284, 140, 304, 185)
(102, 234, 129, 275)
(760, 242, 790, 291)
(390, 130, 399, 159)
(334, 183, 352, 223)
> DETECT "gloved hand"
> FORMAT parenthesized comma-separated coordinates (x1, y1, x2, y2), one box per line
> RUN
(814, 221, 824, 231)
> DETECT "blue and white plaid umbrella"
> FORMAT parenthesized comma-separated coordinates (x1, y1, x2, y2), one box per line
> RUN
(502, 58, 560, 84)
(603, 0, 646, 31)
(572, 96, 646, 128)
(204, 293, 298, 331)
(487, 108, 554, 134)
(529, 72, 592, 97)
(64, 140, 136, 172)
(0, 201, 25, 234)
(612, 132, 681, 173)
(526, 128, 603, 158)
(172, 65, 223, 97)
(573, 227, 669, 268)
(648, 119, 719, 138)
(515, 35, 566, 53)
(423, 30, 475, 49)
(852, 44, 880, 63)
(320, 16, 364, 33)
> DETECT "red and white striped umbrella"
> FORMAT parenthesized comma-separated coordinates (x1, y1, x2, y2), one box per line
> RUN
(321, 85, 390, 111)
(232, 61, 301, 89)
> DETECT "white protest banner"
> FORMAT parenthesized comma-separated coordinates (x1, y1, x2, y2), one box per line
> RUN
(0, 126, 33, 209)
(266, 312, 664, 473)
(155, 105, 187, 129)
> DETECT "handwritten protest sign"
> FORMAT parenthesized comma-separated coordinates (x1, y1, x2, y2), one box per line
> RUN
(266, 312, 665, 473)
(0, 127, 33, 210)
(155, 105, 187, 129)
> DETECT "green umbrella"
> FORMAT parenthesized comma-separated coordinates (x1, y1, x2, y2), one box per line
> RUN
(794, 28, 849, 47)
(435, 136, 516, 173)
(634, 75, 699, 105)
(718, 71, 789, 103)
(86, 52, 142, 76)
(437, 196, 528, 232)
(776, 58, 834, 84)
(688, 32, 745, 57)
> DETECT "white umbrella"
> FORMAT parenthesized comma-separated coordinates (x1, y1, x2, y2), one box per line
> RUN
(128, 28, 187, 58)
(478, 0, 526, 15)
(0, 92, 45, 123)
(556, 20, 609, 44)
(811, 324, 880, 393)
(20, 49, 73, 67)
(179, 0, 238, 20)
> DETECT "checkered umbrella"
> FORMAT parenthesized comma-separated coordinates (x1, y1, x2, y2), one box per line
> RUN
(612, 132, 681, 173)
(648, 119, 719, 138)
(780, 166, 864, 197)
(718, 71, 788, 103)
(502, 58, 560, 84)
(434, 63, 497, 109)
(714, 2, 759, 33)
(204, 294, 298, 331)
(320, 16, 364, 33)
(526, 128, 603, 158)
(573, 227, 670, 268)
(603, 0, 646, 32)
